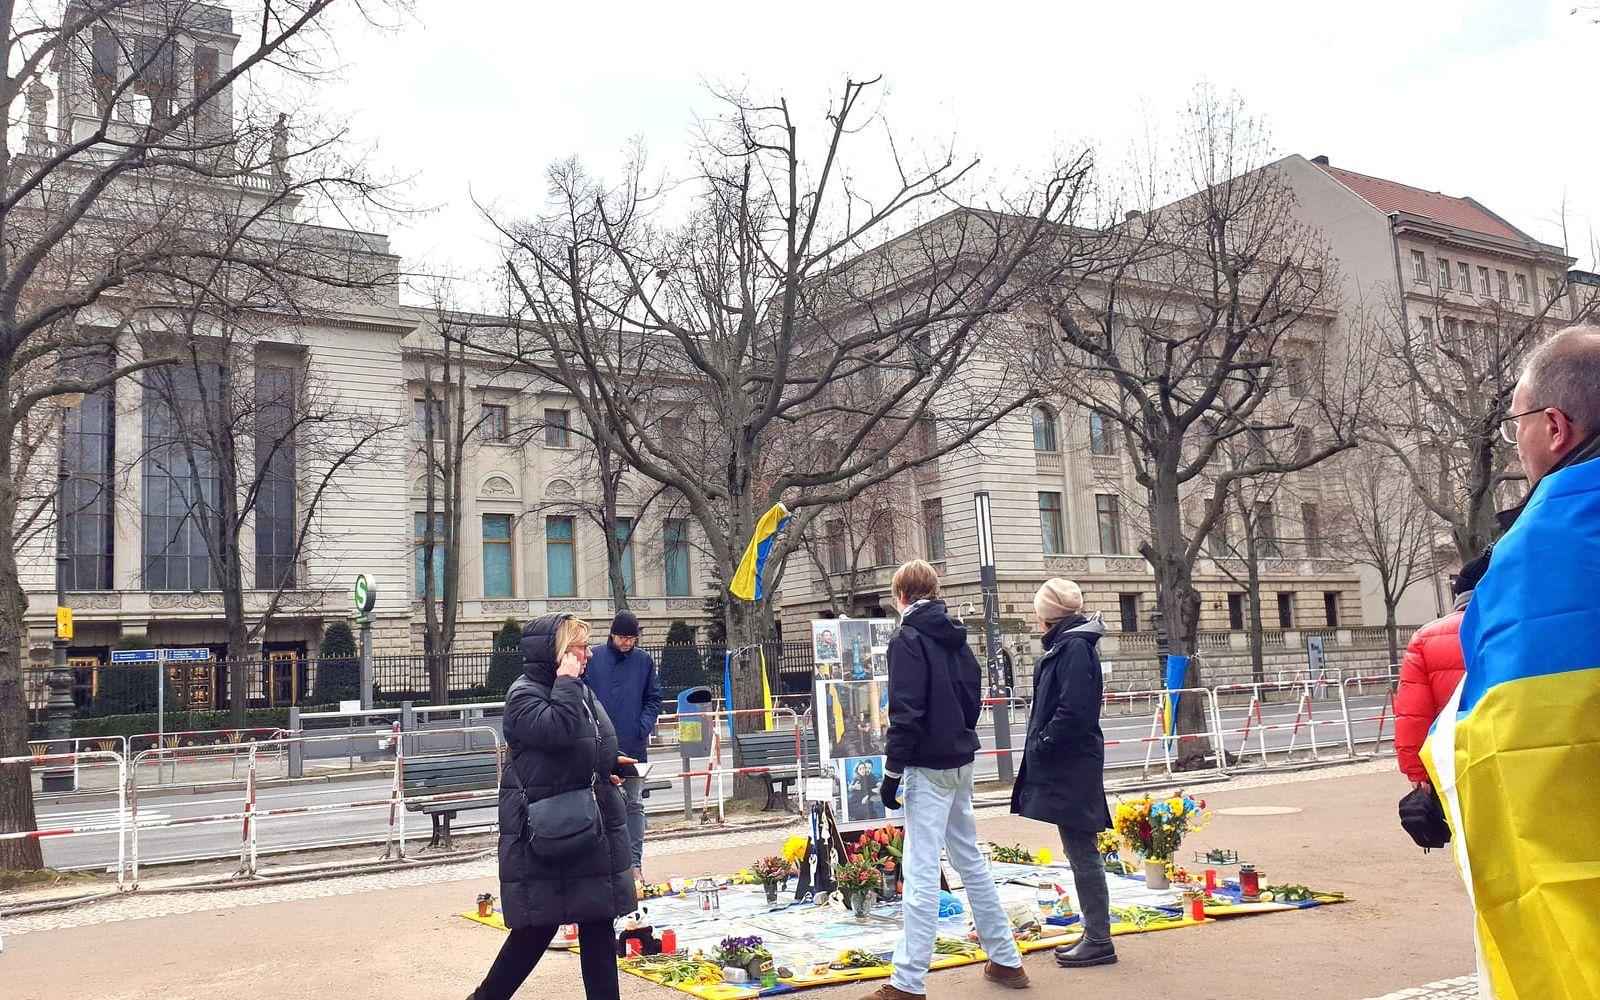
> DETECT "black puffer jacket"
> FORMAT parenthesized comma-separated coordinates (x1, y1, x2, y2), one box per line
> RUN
(497, 613, 635, 929)
(1011, 613, 1113, 833)
(883, 600, 983, 775)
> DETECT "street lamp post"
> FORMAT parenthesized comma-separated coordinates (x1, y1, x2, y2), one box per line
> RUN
(972, 491, 1014, 782)
(43, 392, 85, 793)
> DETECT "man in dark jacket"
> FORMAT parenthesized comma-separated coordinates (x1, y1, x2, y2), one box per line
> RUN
(863, 560, 1029, 1000)
(1012, 578, 1116, 969)
(585, 610, 661, 877)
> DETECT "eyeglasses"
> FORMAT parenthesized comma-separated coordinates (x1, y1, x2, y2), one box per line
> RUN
(1499, 405, 1552, 444)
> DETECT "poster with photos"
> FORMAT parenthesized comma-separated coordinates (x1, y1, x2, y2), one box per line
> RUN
(870, 620, 894, 652)
(836, 755, 901, 825)
(816, 679, 889, 762)
(811, 620, 842, 677)
(839, 620, 873, 680)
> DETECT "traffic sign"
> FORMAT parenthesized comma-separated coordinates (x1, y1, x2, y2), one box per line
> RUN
(164, 648, 212, 662)
(56, 606, 73, 640)
(110, 649, 158, 663)
(352, 573, 377, 615)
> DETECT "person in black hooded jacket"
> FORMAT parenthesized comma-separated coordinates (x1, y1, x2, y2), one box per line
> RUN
(469, 612, 635, 1000)
(863, 561, 1028, 1000)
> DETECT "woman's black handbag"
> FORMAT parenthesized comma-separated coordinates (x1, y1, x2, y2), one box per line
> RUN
(507, 685, 605, 860)
(1398, 783, 1451, 851)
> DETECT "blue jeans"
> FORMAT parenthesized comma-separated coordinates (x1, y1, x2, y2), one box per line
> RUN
(622, 776, 645, 870)
(891, 765, 1023, 994)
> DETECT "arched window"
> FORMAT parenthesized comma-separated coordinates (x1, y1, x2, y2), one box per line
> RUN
(1032, 405, 1059, 452)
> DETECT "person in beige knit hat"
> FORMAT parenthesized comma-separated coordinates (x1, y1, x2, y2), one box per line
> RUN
(1012, 577, 1116, 969)
(1033, 578, 1084, 629)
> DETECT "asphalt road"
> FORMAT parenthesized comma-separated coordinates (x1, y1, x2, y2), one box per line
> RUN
(33, 691, 1394, 872)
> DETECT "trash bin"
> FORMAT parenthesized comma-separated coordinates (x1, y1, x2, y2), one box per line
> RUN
(675, 687, 714, 819)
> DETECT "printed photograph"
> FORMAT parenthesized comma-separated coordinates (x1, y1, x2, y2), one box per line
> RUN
(812, 620, 841, 664)
(870, 620, 894, 651)
(817, 679, 890, 763)
(837, 755, 891, 824)
(840, 620, 873, 680)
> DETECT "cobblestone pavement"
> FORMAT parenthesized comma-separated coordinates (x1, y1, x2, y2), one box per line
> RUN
(1365, 975, 1480, 999)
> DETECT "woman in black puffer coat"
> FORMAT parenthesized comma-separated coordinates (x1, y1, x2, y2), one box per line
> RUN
(470, 613, 635, 1000)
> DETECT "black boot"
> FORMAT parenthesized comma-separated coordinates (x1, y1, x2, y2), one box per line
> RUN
(1055, 937, 1117, 967)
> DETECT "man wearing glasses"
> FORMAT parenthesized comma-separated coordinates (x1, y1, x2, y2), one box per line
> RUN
(1431, 325, 1600, 999)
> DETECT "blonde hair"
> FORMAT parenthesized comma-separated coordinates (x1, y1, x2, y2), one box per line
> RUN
(1034, 578, 1084, 625)
(891, 560, 941, 603)
(555, 616, 593, 655)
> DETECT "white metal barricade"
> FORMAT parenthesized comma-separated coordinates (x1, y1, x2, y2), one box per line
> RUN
(0, 748, 128, 889)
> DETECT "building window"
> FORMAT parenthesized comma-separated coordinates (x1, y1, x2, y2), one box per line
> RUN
(1546, 277, 1562, 303)
(255, 367, 297, 590)
(1301, 502, 1322, 558)
(1284, 357, 1306, 398)
(612, 517, 636, 598)
(1515, 273, 1528, 304)
(544, 408, 572, 448)
(1038, 492, 1065, 555)
(61, 361, 115, 591)
(1088, 410, 1114, 455)
(826, 520, 847, 573)
(412, 397, 443, 440)
(1277, 592, 1294, 629)
(663, 519, 691, 596)
(142, 366, 222, 591)
(1443, 317, 1459, 340)
(482, 514, 513, 597)
(1254, 502, 1280, 558)
(871, 523, 895, 568)
(1419, 316, 1434, 339)
(1294, 427, 1314, 462)
(414, 513, 446, 599)
(1324, 591, 1341, 627)
(1411, 250, 1427, 283)
(1208, 516, 1231, 558)
(1032, 405, 1059, 452)
(1477, 266, 1491, 296)
(1496, 270, 1510, 300)
(1437, 257, 1451, 289)
(1118, 593, 1140, 632)
(481, 403, 509, 443)
(1456, 261, 1471, 292)
(921, 498, 946, 561)
(1228, 593, 1246, 631)
(545, 516, 576, 596)
(1095, 493, 1123, 554)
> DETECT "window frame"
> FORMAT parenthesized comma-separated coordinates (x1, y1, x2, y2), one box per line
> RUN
(480, 403, 510, 444)
(1038, 491, 1065, 556)
(1088, 410, 1115, 456)
(1032, 404, 1059, 453)
(663, 519, 692, 597)
(1411, 250, 1428, 283)
(1456, 261, 1471, 293)
(482, 513, 514, 597)
(413, 512, 446, 599)
(1477, 266, 1491, 297)
(1437, 257, 1451, 289)
(1095, 493, 1123, 555)
(921, 498, 946, 561)
(545, 515, 577, 597)
(543, 408, 573, 448)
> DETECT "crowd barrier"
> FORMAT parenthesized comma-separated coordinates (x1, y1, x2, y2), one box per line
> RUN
(3, 668, 1400, 893)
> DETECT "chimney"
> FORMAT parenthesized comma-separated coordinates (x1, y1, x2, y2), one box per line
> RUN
(1311, 155, 1330, 166)
(1124, 210, 1142, 222)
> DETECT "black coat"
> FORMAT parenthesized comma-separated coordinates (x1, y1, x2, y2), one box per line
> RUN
(883, 600, 983, 774)
(497, 613, 636, 929)
(1011, 614, 1113, 833)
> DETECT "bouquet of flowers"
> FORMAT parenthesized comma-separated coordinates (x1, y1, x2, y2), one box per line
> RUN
(1114, 793, 1208, 861)
(751, 856, 794, 888)
(711, 936, 770, 969)
(834, 858, 885, 893)
(988, 842, 1055, 865)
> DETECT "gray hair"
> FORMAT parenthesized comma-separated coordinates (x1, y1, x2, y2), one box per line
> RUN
(1523, 325, 1600, 435)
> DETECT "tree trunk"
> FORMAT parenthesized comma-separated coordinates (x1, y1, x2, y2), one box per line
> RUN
(1385, 602, 1401, 668)
(0, 429, 45, 869)
(1244, 521, 1264, 684)
(1146, 477, 1208, 769)
(600, 459, 630, 612)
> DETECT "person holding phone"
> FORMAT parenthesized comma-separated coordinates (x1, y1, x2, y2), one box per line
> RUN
(469, 613, 635, 1000)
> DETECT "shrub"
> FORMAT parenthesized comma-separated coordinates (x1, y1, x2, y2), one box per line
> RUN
(485, 618, 524, 698)
(311, 621, 360, 705)
(659, 620, 708, 696)
(86, 635, 173, 718)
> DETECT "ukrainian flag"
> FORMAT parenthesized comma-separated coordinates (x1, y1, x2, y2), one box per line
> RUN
(729, 503, 790, 602)
(1424, 454, 1600, 1000)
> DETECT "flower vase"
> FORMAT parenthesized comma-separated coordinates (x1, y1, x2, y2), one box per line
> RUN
(851, 889, 874, 919)
(1144, 859, 1170, 890)
(764, 882, 779, 904)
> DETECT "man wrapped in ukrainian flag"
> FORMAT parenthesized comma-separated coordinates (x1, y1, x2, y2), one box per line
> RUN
(1425, 325, 1600, 1000)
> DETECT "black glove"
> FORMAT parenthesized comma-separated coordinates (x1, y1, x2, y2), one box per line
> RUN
(880, 775, 902, 811)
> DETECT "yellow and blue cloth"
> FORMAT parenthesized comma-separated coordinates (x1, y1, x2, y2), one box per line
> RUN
(1425, 454, 1600, 1000)
(729, 503, 790, 602)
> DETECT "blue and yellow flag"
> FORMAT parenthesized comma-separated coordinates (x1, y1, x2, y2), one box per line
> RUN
(1424, 454, 1600, 1000)
(730, 503, 790, 602)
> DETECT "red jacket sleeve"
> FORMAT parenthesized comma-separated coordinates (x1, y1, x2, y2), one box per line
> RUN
(1393, 630, 1437, 783)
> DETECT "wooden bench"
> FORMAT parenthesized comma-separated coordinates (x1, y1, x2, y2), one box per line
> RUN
(403, 752, 674, 848)
(402, 751, 500, 850)
(732, 730, 819, 812)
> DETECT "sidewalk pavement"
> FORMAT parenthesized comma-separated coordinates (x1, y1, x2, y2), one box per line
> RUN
(2, 762, 1476, 1000)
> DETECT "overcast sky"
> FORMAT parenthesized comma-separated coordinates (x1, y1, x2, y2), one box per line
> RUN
(318, 0, 1596, 306)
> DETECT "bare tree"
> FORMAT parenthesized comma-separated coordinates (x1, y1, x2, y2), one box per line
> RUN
(474, 79, 1098, 766)
(1, 0, 400, 869)
(1042, 94, 1366, 753)
(795, 479, 902, 617)
(1329, 447, 1444, 664)
(1367, 280, 1592, 566)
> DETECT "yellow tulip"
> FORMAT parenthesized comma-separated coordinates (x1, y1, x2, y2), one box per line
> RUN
(1035, 848, 1054, 864)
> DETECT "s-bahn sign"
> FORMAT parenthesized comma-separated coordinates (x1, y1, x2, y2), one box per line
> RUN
(352, 573, 377, 616)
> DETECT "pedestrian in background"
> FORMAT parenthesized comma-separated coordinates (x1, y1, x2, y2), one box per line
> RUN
(1011, 578, 1116, 969)
(470, 613, 635, 1000)
(863, 560, 1029, 1000)
(585, 610, 661, 882)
